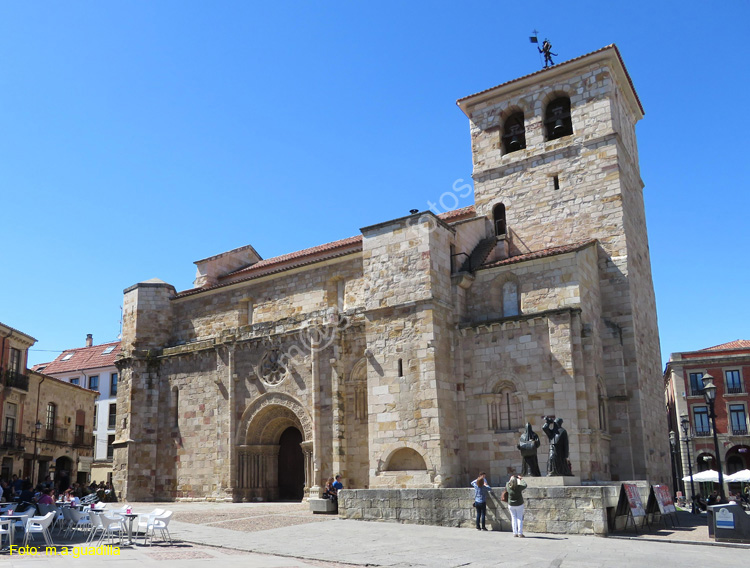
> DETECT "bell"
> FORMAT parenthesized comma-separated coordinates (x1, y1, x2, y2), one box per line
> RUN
(508, 135, 521, 151)
(553, 119, 565, 135)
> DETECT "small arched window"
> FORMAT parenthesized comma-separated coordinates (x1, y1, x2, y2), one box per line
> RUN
(545, 97, 573, 140)
(45, 402, 56, 436)
(502, 112, 526, 154)
(492, 203, 507, 237)
(488, 383, 522, 431)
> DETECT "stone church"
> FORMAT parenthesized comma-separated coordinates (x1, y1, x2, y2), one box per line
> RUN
(113, 45, 669, 501)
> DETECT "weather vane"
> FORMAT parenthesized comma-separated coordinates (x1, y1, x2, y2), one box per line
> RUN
(529, 31, 557, 69)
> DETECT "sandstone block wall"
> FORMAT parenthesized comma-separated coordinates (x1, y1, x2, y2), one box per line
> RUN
(339, 487, 612, 535)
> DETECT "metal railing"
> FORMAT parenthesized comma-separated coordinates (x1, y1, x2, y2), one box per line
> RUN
(72, 432, 94, 447)
(43, 427, 69, 443)
(727, 386, 743, 394)
(732, 428, 748, 436)
(0, 431, 25, 450)
(695, 428, 711, 437)
(3, 370, 29, 391)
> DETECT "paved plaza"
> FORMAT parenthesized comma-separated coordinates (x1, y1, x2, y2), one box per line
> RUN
(2, 502, 748, 567)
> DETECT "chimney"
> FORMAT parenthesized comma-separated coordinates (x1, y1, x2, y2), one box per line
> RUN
(86, 334, 93, 348)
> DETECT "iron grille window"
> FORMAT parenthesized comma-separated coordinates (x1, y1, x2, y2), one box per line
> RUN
(726, 370, 742, 394)
(689, 372, 704, 396)
(730, 404, 748, 435)
(693, 406, 710, 436)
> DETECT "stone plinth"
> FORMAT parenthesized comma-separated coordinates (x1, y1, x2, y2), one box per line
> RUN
(309, 498, 338, 514)
(524, 476, 581, 487)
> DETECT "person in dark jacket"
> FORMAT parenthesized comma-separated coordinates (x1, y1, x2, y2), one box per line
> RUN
(506, 474, 527, 537)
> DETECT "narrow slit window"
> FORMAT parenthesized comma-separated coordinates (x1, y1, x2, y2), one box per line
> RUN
(492, 203, 507, 237)
(398, 359, 403, 377)
(553, 175, 560, 190)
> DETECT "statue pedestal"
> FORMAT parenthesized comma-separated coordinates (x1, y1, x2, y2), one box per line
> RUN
(523, 476, 581, 487)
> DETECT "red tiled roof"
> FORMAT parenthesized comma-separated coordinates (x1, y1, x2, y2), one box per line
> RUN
(480, 240, 597, 270)
(29, 369, 100, 395)
(174, 207, 478, 299)
(439, 205, 476, 222)
(33, 341, 121, 375)
(457, 44, 644, 116)
(701, 340, 750, 352)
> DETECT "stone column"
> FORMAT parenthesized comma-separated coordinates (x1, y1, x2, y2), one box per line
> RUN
(300, 440, 314, 497)
(309, 336, 322, 498)
(330, 357, 343, 478)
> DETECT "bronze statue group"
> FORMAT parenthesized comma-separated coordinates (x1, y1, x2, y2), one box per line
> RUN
(470, 416, 572, 535)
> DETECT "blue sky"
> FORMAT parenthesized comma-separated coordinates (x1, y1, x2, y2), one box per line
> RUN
(2, 1, 748, 367)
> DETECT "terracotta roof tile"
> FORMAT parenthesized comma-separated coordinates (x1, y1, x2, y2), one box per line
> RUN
(174, 206, 477, 300)
(480, 240, 597, 270)
(34, 341, 121, 375)
(701, 340, 750, 352)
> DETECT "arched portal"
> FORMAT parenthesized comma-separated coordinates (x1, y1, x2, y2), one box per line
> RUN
(235, 394, 312, 502)
(277, 427, 304, 500)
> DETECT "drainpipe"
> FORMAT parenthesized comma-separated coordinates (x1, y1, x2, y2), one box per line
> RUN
(34, 374, 46, 485)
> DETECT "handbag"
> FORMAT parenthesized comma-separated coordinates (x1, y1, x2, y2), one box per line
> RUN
(501, 490, 509, 503)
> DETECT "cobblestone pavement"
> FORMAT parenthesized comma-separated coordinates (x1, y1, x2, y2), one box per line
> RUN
(2, 502, 748, 567)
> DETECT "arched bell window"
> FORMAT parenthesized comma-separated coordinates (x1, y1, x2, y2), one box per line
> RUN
(492, 203, 506, 237)
(501, 112, 526, 154)
(545, 97, 573, 140)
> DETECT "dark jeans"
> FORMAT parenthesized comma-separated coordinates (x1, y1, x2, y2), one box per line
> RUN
(475, 501, 487, 528)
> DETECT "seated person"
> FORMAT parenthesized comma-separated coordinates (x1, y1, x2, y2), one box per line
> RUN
(694, 493, 707, 511)
(322, 478, 335, 500)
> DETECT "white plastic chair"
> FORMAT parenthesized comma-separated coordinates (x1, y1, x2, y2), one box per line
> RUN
(23, 512, 55, 546)
(0, 518, 12, 548)
(97, 513, 125, 546)
(63, 507, 90, 539)
(144, 511, 173, 546)
(136, 508, 165, 535)
(86, 510, 105, 544)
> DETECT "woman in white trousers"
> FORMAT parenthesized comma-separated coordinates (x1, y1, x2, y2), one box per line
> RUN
(506, 475, 528, 537)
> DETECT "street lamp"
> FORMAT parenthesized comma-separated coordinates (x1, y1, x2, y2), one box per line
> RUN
(32, 420, 42, 486)
(702, 373, 726, 503)
(669, 430, 679, 498)
(680, 413, 697, 514)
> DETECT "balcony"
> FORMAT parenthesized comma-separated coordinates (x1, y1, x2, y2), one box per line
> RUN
(0, 431, 25, 451)
(727, 386, 744, 394)
(43, 427, 69, 444)
(72, 432, 95, 448)
(3, 370, 29, 391)
(695, 428, 711, 437)
(732, 428, 748, 436)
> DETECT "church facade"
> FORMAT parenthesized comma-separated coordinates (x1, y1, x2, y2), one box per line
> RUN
(113, 45, 669, 501)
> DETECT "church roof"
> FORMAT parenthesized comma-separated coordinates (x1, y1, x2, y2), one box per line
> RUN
(33, 341, 121, 375)
(480, 240, 597, 270)
(173, 206, 477, 299)
(701, 340, 750, 352)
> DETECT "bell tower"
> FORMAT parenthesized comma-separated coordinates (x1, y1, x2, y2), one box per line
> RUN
(457, 45, 668, 483)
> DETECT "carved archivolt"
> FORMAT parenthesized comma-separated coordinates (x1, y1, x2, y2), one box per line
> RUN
(236, 392, 312, 445)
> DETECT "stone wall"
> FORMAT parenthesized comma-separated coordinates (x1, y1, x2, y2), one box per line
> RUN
(339, 486, 617, 535)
